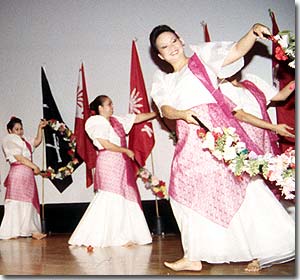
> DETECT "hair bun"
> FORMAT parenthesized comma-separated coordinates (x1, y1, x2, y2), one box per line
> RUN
(10, 116, 17, 120)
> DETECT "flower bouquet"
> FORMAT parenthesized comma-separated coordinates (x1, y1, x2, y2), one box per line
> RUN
(197, 127, 295, 199)
(267, 30, 295, 68)
(137, 167, 168, 199)
(41, 119, 79, 180)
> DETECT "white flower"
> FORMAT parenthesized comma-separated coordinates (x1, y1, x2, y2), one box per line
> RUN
(223, 146, 237, 161)
(225, 135, 234, 147)
(151, 176, 160, 186)
(212, 150, 223, 161)
(278, 34, 289, 48)
(236, 141, 246, 153)
(202, 132, 215, 150)
(288, 60, 295, 68)
(248, 151, 258, 160)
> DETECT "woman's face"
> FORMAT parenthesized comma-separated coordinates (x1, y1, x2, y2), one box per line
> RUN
(155, 31, 184, 64)
(99, 98, 114, 118)
(9, 123, 24, 137)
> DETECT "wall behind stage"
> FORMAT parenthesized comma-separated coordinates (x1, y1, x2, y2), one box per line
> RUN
(0, 0, 295, 204)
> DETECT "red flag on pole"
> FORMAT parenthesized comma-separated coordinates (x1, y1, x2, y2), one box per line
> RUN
(201, 21, 211, 42)
(269, 9, 280, 88)
(269, 9, 295, 152)
(74, 63, 97, 187)
(128, 40, 155, 172)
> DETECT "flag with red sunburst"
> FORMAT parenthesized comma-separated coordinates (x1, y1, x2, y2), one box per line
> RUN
(74, 63, 97, 187)
(128, 40, 155, 173)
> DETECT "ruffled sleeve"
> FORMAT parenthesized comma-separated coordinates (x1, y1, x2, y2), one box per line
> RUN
(85, 115, 110, 150)
(244, 73, 278, 104)
(115, 114, 136, 134)
(150, 69, 172, 116)
(2, 134, 24, 163)
(190, 42, 244, 79)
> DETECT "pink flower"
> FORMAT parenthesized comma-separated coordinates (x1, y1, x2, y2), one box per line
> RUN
(151, 176, 160, 186)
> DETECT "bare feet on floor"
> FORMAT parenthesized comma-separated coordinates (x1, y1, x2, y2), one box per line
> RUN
(164, 257, 202, 271)
(32, 232, 47, 240)
(245, 259, 261, 272)
(122, 241, 136, 247)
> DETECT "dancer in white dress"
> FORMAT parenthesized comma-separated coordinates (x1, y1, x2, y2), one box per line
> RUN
(68, 95, 156, 248)
(219, 73, 296, 210)
(219, 73, 295, 154)
(0, 117, 47, 240)
(149, 24, 295, 272)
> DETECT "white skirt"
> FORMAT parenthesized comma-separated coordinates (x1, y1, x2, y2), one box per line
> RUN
(0, 199, 42, 239)
(68, 190, 152, 248)
(170, 176, 295, 268)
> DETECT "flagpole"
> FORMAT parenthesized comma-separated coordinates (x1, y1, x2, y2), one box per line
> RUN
(150, 152, 160, 218)
(150, 152, 164, 235)
(41, 131, 46, 233)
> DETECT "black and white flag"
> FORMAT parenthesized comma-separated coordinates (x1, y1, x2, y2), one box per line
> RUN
(41, 67, 73, 192)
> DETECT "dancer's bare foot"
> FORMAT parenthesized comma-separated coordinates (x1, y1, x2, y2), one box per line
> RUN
(164, 257, 202, 271)
(245, 259, 261, 272)
(122, 241, 136, 247)
(32, 232, 47, 240)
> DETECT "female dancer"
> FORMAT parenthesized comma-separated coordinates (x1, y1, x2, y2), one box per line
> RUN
(149, 24, 294, 272)
(0, 117, 47, 240)
(68, 95, 156, 248)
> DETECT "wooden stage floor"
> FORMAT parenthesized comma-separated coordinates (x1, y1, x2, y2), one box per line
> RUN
(0, 233, 295, 276)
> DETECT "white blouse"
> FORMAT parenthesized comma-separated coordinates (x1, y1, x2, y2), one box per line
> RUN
(2, 134, 33, 164)
(150, 42, 244, 116)
(85, 114, 136, 150)
(219, 73, 278, 118)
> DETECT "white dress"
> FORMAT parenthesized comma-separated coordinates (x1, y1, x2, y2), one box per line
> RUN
(0, 134, 41, 239)
(220, 74, 296, 220)
(150, 42, 295, 267)
(219, 73, 277, 119)
(68, 114, 152, 248)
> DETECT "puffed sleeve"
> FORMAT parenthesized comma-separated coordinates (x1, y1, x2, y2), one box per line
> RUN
(85, 115, 110, 150)
(115, 114, 136, 134)
(219, 82, 242, 111)
(190, 42, 244, 79)
(2, 134, 24, 163)
(244, 73, 278, 104)
(150, 69, 172, 117)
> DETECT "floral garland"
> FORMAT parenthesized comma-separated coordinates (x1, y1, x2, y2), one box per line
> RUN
(137, 167, 168, 199)
(268, 30, 295, 68)
(197, 127, 295, 200)
(42, 119, 79, 180)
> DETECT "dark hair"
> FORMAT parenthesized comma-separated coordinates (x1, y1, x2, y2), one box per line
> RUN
(7, 117, 22, 132)
(149, 24, 178, 54)
(89, 95, 109, 115)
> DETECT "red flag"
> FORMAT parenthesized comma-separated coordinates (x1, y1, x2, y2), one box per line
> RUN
(269, 9, 280, 86)
(201, 21, 211, 42)
(128, 40, 155, 171)
(269, 10, 295, 152)
(74, 63, 97, 187)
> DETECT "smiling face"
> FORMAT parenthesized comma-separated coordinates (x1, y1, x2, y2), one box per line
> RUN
(8, 122, 24, 137)
(155, 31, 184, 65)
(99, 97, 114, 118)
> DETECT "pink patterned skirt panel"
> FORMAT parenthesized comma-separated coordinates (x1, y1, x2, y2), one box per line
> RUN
(169, 104, 250, 228)
(94, 150, 142, 208)
(239, 122, 273, 154)
(4, 163, 40, 214)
